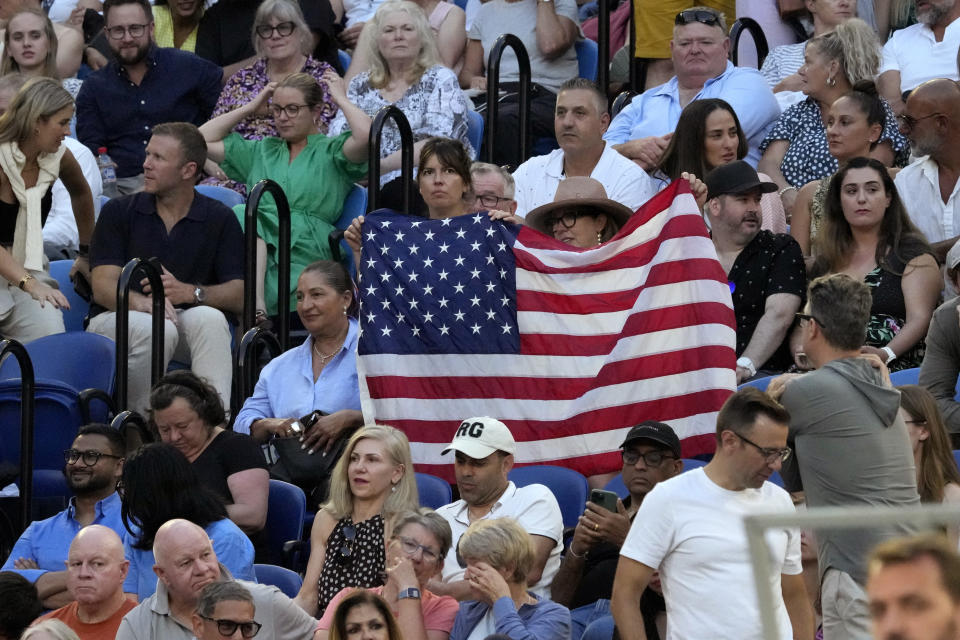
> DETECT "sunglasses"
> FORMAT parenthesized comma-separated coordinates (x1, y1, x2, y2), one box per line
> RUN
(337, 523, 356, 564)
(198, 616, 262, 638)
(675, 9, 722, 26)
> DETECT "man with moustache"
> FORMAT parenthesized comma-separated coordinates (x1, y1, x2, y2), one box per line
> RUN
(704, 161, 805, 382)
(1, 425, 125, 610)
(75, 0, 222, 193)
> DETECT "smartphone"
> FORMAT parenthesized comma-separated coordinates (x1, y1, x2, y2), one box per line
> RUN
(590, 489, 619, 513)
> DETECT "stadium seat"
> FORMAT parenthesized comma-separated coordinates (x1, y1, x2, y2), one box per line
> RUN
(48, 260, 89, 332)
(338, 49, 352, 71)
(768, 471, 785, 488)
(254, 564, 302, 599)
(466, 110, 484, 157)
(415, 472, 453, 509)
(890, 367, 920, 386)
(329, 184, 368, 279)
(196, 184, 245, 208)
(682, 458, 707, 472)
(604, 473, 628, 498)
(954, 450, 960, 473)
(508, 464, 588, 530)
(265, 479, 306, 568)
(575, 38, 599, 81)
(738, 375, 775, 392)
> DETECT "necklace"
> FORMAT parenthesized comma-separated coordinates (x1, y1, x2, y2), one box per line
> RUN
(313, 329, 348, 365)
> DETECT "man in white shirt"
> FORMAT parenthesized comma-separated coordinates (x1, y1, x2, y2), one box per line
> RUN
(511, 78, 657, 218)
(894, 79, 960, 262)
(610, 387, 813, 640)
(879, 0, 960, 115)
(430, 417, 564, 600)
(46, 138, 104, 260)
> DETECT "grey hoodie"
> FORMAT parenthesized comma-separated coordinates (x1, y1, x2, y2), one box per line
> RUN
(779, 356, 920, 585)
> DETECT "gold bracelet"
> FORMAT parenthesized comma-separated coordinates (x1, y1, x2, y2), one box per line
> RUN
(17, 273, 34, 291)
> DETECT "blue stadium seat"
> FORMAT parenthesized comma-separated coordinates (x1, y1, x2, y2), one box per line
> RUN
(738, 375, 775, 392)
(265, 479, 306, 568)
(196, 184, 245, 208)
(890, 367, 920, 387)
(768, 471, 785, 488)
(416, 472, 452, 509)
(254, 564, 302, 598)
(338, 49, 352, 71)
(682, 458, 707, 472)
(49, 259, 89, 332)
(508, 464, 588, 530)
(330, 184, 368, 279)
(603, 473, 628, 498)
(575, 39, 598, 81)
(954, 450, 960, 473)
(466, 110, 484, 157)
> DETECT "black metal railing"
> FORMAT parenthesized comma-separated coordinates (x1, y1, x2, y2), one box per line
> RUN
(234, 327, 283, 406)
(485, 34, 531, 164)
(115, 257, 164, 411)
(0, 339, 33, 533)
(110, 410, 152, 454)
(366, 105, 414, 214)
(597, 0, 609, 96)
(730, 17, 769, 68)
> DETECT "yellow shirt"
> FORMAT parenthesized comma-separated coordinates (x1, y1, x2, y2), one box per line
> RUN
(151, 5, 199, 52)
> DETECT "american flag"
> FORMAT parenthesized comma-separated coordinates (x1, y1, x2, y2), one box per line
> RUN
(356, 182, 736, 480)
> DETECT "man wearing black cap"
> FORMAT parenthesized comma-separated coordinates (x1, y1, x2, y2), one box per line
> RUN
(705, 160, 806, 382)
(551, 421, 683, 640)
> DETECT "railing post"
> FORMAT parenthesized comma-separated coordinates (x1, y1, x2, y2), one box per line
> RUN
(597, 0, 609, 97)
(367, 105, 414, 214)
(484, 34, 531, 165)
(110, 410, 152, 454)
(0, 339, 34, 533)
(115, 257, 164, 411)
(242, 179, 292, 351)
(233, 327, 283, 406)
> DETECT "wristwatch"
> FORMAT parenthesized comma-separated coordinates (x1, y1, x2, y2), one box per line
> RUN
(193, 285, 206, 304)
(881, 346, 897, 364)
(397, 587, 421, 600)
(736, 356, 757, 378)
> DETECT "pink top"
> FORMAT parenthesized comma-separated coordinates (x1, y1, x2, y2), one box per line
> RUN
(316, 585, 460, 633)
(428, 1, 455, 30)
(758, 171, 787, 234)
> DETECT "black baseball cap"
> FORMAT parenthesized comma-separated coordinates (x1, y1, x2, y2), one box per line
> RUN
(704, 160, 778, 201)
(620, 421, 681, 458)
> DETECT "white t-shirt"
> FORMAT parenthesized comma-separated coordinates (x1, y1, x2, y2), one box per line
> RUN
(621, 468, 802, 640)
(895, 155, 960, 245)
(436, 481, 563, 597)
(45, 137, 103, 252)
(880, 18, 960, 93)
(512, 143, 657, 218)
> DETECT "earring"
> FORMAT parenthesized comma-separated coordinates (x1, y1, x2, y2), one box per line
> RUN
(826, 76, 836, 88)
(391, 484, 397, 493)
(343, 307, 348, 315)
(596, 231, 603, 245)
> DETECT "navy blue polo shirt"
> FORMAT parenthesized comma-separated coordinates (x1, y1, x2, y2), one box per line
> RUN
(88, 191, 244, 318)
(75, 46, 222, 178)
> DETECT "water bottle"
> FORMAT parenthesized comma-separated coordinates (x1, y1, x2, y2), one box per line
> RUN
(97, 147, 120, 199)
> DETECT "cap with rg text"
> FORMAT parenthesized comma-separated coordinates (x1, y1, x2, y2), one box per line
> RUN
(704, 160, 778, 201)
(442, 417, 516, 458)
(620, 421, 681, 458)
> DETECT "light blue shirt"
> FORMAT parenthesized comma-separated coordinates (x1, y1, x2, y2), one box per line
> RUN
(0, 492, 124, 582)
(233, 317, 361, 435)
(122, 517, 256, 600)
(603, 61, 781, 167)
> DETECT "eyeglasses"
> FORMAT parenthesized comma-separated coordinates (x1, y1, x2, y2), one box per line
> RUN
(473, 194, 511, 208)
(64, 449, 122, 466)
(269, 103, 309, 118)
(896, 112, 943, 132)
(794, 312, 825, 328)
(544, 211, 585, 229)
(198, 616, 262, 638)
(105, 23, 150, 39)
(337, 523, 356, 564)
(675, 9, 722, 26)
(255, 21, 295, 38)
(734, 432, 791, 463)
(621, 449, 676, 467)
(395, 535, 440, 561)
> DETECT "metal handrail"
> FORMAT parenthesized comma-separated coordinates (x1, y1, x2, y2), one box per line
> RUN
(110, 410, 152, 453)
(242, 179, 292, 351)
(730, 17, 769, 68)
(234, 327, 283, 405)
(0, 339, 33, 533)
(367, 105, 414, 214)
(485, 34, 531, 165)
(115, 257, 164, 411)
(597, 0, 609, 97)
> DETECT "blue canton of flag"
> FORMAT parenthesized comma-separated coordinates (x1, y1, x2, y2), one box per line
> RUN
(357, 210, 521, 355)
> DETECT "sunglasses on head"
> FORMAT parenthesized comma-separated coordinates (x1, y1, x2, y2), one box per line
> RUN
(675, 9, 722, 26)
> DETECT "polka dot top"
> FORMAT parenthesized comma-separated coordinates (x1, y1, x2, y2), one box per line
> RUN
(317, 514, 386, 616)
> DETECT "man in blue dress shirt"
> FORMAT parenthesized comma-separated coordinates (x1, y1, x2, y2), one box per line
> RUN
(0, 424, 125, 610)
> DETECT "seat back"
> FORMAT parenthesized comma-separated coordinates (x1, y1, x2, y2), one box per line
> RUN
(415, 472, 453, 509)
(196, 185, 246, 208)
(265, 479, 306, 567)
(466, 110, 484, 156)
(338, 49, 352, 72)
(0, 332, 116, 397)
(738, 375, 774, 392)
(890, 367, 920, 387)
(48, 260, 89, 332)
(0, 380, 85, 470)
(254, 564, 303, 599)
(575, 38, 599, 81)
(508, 464, 588, 530)
(329, 184, 368, 279)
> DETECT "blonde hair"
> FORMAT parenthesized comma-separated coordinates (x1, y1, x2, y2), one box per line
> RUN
(359, 0, 439, 89)
(458, 517, 534, 585)
(806, 18, 880, 86)
(322, 424, 418, 520)
(22, 620, 81, 640)
(1, 9, 59, 79)
(276, 72, 326, 108)
(252, 0, 312, 58)
(0, 76, 73, 144)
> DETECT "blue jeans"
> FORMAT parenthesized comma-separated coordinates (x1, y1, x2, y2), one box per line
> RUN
(570, 599, 614, 640)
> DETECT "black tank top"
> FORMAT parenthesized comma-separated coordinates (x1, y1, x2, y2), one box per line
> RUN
(0, 187, 53, 245)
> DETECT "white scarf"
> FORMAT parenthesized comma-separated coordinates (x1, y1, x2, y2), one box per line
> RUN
(0, 140, 65, 272)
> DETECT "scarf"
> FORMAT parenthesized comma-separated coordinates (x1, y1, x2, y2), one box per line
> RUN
(0, 140, 65, 272)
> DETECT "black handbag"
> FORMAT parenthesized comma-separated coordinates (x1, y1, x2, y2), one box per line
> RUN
(269, 410, 350, 504)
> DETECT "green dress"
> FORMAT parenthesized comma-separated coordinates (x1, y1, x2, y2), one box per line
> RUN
(222, 132, 367, 315)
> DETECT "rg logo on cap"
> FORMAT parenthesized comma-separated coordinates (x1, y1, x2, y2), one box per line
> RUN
(456, 421, 485, 438)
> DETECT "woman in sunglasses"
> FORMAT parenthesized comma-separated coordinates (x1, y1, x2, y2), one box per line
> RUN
(201, 70, 370, 326)
(524, 177, 631, 248)
(295, 425, 419, 617)
(316, 509, 459, 640)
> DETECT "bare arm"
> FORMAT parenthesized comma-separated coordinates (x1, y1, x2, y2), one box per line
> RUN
(34, 571, 71, 609)
(790, 180, 817, 256)
(782, 572, 815, 640)
(426, 577, 479, 601)
(225, 468, 270, 532)
(199, 84, 276, 164)
(612, 135, 672, 170)
(324, 70, 369, 164)
(879, 253, 941, 360)
(221, 55, 258, 84)
(458, 39, 485, 89)
(534, 4, 577, 60)
(54, 23, 84, 79)
(294, 509, 336, 615)
(59, 149, 95, 246)
(436, 7, 467, 70)
(758, 140, 797, 218)
(611, 557, 655, 640)
(879, 71, 905, 115)
(525, 534, 555, 588)
(740, 293, 803, 382)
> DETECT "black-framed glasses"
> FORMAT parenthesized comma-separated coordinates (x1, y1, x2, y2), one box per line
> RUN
(395, 535, 440, 561)
(198, 615, 262, 638)
(105, 23, 149, 39)
(255, 21, 295, 38)
(269, 103, 309, 118)
(794, 312, 825, 328)
(544, 211, 585, 229)
(337, 523, 356, 563)
(675, 9, 721, 26)
(896, 112, 943, 132)
(734, 432, 791, 463)
(64, 449, 122, 466)
(621, 449, 676, 467)
(474, 193, 511, 208)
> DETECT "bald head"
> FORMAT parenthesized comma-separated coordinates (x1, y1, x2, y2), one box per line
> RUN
(903, 79, 960, 158)
(152, 519, 220, 605)
(153, 519, 210, 567)
(67, 525, 129, 607)
(70, 525, 124, 560)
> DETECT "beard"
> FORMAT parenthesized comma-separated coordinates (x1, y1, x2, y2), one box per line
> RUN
(112, 40, 150, 66)
(64, 467, 116, 495)
(917, 0, 955, 25)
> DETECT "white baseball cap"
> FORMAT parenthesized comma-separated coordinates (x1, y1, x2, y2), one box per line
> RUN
(441, 417, 516, 458)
